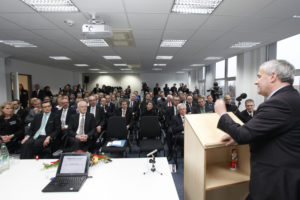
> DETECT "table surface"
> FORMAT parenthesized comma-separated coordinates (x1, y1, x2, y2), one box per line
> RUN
(0, 157, 179, 200)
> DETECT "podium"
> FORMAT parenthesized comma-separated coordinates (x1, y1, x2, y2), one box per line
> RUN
(184, 113, 250, 200)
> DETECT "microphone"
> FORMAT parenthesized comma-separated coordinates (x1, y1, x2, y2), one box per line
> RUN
(236, 93, 247, 101)
(147, 149, 158, 157)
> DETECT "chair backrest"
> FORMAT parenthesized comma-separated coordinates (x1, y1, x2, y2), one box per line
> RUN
(140, 116, 161, 138)
(107, 116, 128, 139)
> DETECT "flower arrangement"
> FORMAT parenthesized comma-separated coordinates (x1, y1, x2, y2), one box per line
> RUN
(43, 151, 112, 169)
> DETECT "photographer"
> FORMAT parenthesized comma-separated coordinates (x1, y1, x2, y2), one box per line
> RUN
(207, 82, 222, 102)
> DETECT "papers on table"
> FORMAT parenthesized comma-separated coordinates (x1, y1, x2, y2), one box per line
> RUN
(106, 140, 126, 147)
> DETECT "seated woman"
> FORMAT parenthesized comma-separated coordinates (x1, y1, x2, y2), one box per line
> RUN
(141, 101, 164, 122)
(0, 102, 24, 153)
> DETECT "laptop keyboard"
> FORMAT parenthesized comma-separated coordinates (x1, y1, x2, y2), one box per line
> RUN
(51, 176, 86, 186)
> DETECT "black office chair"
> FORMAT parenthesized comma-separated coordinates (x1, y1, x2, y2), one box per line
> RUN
(98, 116, 129, 157)
(138, 116, 165, 157)
(169, 127, 184, 168)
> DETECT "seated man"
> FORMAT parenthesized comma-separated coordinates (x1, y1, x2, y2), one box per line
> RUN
(192, 97, 207, 114)
(66, 101, 97, 152)
(114, 100, 134, 130)
(168, 103, 186, 161)
(205, 95, 215, 113)
(88, 96, 106, 134)
(239, 99, 256, 123)
(20, 101, 60, 159)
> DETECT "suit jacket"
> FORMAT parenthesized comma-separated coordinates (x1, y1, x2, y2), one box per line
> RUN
(166, 106, 178, 126)
(87, 105, 106, 127)
(16, 108, 28, 123)
(171, 114, 184, 134)
(31, 89, 44, 100)
(56, 107, 77, 126)
(186, 103, 194, 113)
(205, 102, 215, 113)
(68, 113, 96, 138)
(0, 115, 24, 141)
(217, 85, 300, 200)
(128, 100, 140, 120)
(106, 102, 116, 117)
(192, 105, 208, 114)
(114, 108, 134, 128)
(28, 112, 60, 139)
(239, 110, 256, 123)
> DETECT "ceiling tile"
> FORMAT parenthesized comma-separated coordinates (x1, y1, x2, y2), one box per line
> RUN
(166, 14, 208, 30)
(124, 0, 173, 14)
(128, 13, 168, 30)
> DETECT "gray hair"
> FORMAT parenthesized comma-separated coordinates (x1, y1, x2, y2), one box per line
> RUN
(77, 100, 87, 108)
(167, 95, 173, 99)
(260, 60, 295, 84)
(177, 103, 186, 110)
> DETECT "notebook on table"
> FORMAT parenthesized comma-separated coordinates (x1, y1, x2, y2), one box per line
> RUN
(42, 153, 90, 192)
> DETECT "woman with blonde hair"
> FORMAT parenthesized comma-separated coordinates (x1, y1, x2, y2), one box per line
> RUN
(0, 102, 24, 153)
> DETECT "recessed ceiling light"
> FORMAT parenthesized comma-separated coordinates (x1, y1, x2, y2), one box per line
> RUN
(182, 68, 192, 71)
(156, 56, 173, 60)
(293, 15, 300, 19)
(152, 68, 163, 71)
(231, 42, 261, 48)
(153, 63, 167, 67)
(190, 64, 204, 67)
(160, 40, 187, 47)
(176, 71, 185, 74)
(120, 68, 132, 71)
(89, 68, 100, 71)
(172, 0, 223, 14)
(114, 63, 127, 66)
(74, 64, 89, 67)
(80, 39, 109, 47)
(103, 56, 122, 60)
(0, 40, 37, 48)
(98, 71, 108, 74)
(205, 57, 222, 60)
(22, 0, 79, 12)
(49, 56, 71, 60)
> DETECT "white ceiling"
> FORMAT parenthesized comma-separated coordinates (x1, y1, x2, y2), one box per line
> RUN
(0, 0, 299, 73)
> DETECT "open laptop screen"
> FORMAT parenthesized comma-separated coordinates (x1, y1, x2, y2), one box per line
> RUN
(58, 153, 89, 175)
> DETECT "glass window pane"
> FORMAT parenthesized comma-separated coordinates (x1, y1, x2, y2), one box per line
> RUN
(277, 33, 300, 69)
(202, 67, 206, 80)
(215, 60, 225, 79)
(293, 76, 300, 92)
(199, 82, 205, 95)
(227, 56, 237, 77)
(227, 80, 236, 99)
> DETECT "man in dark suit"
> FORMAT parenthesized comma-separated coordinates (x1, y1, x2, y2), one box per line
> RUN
(66, 101, 97, 152)
(192, 97, 208, 114)
(93, 83, 100, 94)
(239, 99, 256, 123)
(163, 84, 170, 96)
(105, 95, 116, 117)
(55, 98, 76, 150)
(88, 96, 106, 133)
(12, 99, 27, 123)
(153, 83, 161, 98)
(31, 84, 44, 100)
(20, 101, 60, 159)
(186, 96, 194, 114)
(114, 100, 134, 130)
(128, 93, 140, 121)
(171, 83, 177, 94)
(215, 60, 300, 200)
(19, 83, 29, 108)
(205, 95, 215, 113)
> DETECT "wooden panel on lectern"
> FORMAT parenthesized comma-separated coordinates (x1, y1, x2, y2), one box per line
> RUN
(184, 112, 250, 200)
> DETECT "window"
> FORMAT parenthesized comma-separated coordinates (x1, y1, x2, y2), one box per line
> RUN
(215, 60, 225, 79)
(277, 33, 300, 69)
(293, 76, 300, 92)
(198, 66, 206, 95)
(227, 56, 237, 77)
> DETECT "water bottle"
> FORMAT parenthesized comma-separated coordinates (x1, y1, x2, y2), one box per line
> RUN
(0, 147, 2, 173)
(1, 143, 9, 171)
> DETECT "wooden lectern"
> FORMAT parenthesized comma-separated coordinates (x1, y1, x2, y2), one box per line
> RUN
(184, 113, 250, 200)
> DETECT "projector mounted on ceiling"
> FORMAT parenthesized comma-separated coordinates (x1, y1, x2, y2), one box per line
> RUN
(82, 13, 113, 39)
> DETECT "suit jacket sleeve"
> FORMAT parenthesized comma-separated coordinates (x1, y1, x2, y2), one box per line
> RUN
(86, 114, 96, 138)
(217, 99, 291, 144)
(68, 115, 77, 138)
(171, 116, 184, 133)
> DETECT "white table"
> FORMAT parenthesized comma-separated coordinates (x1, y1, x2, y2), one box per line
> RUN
(0, 157, 179, 200)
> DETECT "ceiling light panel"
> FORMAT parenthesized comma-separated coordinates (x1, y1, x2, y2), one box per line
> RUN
(80, 39, 109, 47)
(190, 64, 204, 67)
(172, 0, 223, 14)
(74, 64, 89, 67)
(205, 56, 222, 60)
(0, 40, 37, 48)
(120, 68, 132, 71)
(156, 56, 173, 60)
(231, 42, 261, 48)
(114, 64, 127, 66)
(176, 71, 185, 73)
(103, 56, 122, 60)
(22, 0, 79, 12)
(153, 64, 167, 67)
(89, 68, 100, 71)
(160, 40, 187, 47)
(152, 68, 163, 71)
(49, 56, 71, 60)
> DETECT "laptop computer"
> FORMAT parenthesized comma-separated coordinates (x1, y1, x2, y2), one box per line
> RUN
(42, 153, 90, 192)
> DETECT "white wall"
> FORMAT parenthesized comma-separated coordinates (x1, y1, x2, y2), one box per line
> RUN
(84, 72, 189, 94)
(85, 73, 142, 93)
(5, 58, 75, 96)
(0, 57, 8, 103)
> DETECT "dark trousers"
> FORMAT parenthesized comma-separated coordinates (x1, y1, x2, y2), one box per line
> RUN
(20, 136, 51, 159)
(64, 136, 95, 153)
